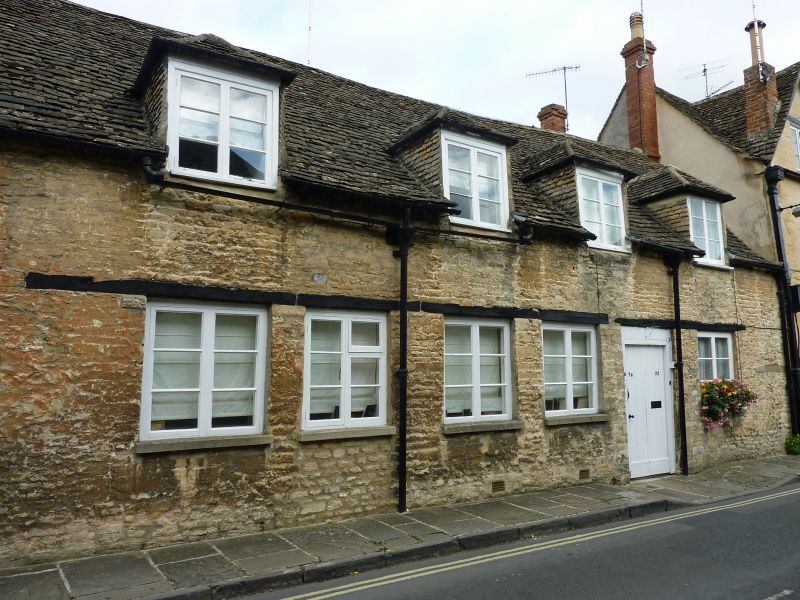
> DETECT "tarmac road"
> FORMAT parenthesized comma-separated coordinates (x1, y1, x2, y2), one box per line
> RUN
(249, 483, 800, 600)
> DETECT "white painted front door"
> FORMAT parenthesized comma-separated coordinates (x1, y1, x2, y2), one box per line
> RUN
(624, 344, 672, 478)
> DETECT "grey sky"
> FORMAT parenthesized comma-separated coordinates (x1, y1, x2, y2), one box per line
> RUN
(72, 0, 799, 140)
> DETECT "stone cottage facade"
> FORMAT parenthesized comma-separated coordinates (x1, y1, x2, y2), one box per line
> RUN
(0, 0, 791, 565)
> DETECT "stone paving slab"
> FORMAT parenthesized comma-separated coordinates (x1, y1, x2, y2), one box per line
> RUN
(394, 521, 444, 537)
(60, 553, 165, 597)
(456, 500, 544, 525)
(342, 518, 408, 542)
(370, 512, 418, 527)
(551, 492, 614, 511)
(689, 477, 749, 494)
(212, 533, 293, 561)
(75, 581, 174, 600)
(0, 569, 69, 600)
(406, 506, 473, 526)
(720, 470, 783, 488)
(562, 485, 625, 501)
(381, 536, 421, 551)
(280, 524, 378, 561)
(235, 548, 316, 575)
(433, 516, 497, 536)
(146, 543, 217, 566)
(157, 555, 243, 589)
(653, 477, 729, 498)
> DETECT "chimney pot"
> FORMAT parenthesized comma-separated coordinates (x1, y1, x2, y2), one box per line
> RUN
(537, 103, 568, 133)
(629, 12, 644, 40)
(745, 19, 767, 65)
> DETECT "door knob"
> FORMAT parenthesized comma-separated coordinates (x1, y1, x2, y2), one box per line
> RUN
(628, 414, 635, 419)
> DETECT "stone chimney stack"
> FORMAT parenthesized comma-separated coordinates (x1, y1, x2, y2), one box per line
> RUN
(621, 12, 660, 161)
(743, 19, 778, 137)
(537, 103, 568, 133)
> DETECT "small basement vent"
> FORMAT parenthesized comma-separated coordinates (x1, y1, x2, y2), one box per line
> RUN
(578, 469, 591, 480)
(491, 480, 506, 493)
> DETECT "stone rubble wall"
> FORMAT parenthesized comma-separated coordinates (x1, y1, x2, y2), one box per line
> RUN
(0, 144, 790, 565)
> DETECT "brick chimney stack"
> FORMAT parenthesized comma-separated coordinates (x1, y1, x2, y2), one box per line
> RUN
(537, 103, 568, 133)
(621, 12, 660, 161)
(743, 19, 778, 138)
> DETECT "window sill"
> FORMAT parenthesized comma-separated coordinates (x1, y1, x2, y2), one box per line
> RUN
(544, 413, 609, 427)
(442, 420, 524, 435)
(586, 241, 632, 254)
(134, 434, 274, 454)
(297, 426, 396, 442)
(164, 172, 278, 194)
(692, 259, 733, 271)
(448, 218, 513, 235)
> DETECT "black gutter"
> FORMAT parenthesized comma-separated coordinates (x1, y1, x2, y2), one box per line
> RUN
(281, 173, 455, 215)
(388, 208, 414, 513)
(665, 254, 689, 476)
(632, 185, 735, 205)
(627, 235, 701, 259)
(766, 166, 800, 434)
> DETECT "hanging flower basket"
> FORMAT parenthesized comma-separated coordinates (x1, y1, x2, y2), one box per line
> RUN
(700, 379, 757, 431)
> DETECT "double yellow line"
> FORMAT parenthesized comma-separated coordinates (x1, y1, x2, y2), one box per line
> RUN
(283, 486, 800, 600)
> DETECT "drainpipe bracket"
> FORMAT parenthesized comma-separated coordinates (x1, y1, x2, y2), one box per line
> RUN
(387, 225, 415, 250)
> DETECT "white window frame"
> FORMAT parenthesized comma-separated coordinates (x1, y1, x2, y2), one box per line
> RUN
(697, 332, 734, 381)
(303, 311, 387, 430)
(443, 318, 513, 424)
(441, 131, 510, 232)
(167, 58, 280, 189)
(790, 125, 800, 171)
(542, 323, 599, 417)
(139, 301, 268, 441)
(688, 197, 726, 267)
(576, 167, 628, 252)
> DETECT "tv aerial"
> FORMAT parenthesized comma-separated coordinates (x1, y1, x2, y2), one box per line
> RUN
(526, 64, 580, 131)
(681, 58, 732, 98)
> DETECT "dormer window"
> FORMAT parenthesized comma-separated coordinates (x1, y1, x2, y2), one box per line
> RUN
(441, 132, 509, 231)
(576, 168, 626, 251)
(688, 197, 724, 265)
(167, 58, 279, 189)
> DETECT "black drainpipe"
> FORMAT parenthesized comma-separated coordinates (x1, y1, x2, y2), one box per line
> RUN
(665, 254, 689, 476)
(766, 166, 800, 434)
(389, 207, 414, 512)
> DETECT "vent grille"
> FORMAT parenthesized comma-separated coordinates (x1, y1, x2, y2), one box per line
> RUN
(578, 469, 591, 480)
(491, 480, 506, 493)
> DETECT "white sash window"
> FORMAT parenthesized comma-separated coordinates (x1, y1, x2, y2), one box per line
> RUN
(140, 302, 267, 440)
(303, 311, 387, 429)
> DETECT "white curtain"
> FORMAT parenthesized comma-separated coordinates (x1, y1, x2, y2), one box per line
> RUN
(445, 326, 472, 414)
(309, 320, 342, 418)
(152, 312, 201, 422)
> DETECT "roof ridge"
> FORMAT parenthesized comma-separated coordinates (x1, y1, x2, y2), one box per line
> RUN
(666, 164, 689, 186)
